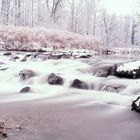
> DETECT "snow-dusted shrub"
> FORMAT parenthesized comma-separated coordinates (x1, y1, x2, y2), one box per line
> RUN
(0, 25, 100, 51)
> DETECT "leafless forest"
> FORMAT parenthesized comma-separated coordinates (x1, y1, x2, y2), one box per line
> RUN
(0, 0, 140, 48)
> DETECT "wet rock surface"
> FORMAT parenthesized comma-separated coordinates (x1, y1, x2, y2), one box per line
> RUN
(114, 61, 140, 79)
(3, 52, 12, 56)
(19, 69, 36, 80)
(21, 56, 27, 62)
(48, 54, 63, 59)
(62, 53, 71, 59)
(71, 79, 88, 90)
(48, 73, 64, 85)
(131, 96, 140, 113)
(12, 56, 20, 60)
(25, 54, 32, 57)
(20, 87, 31, 93)
(101, 85, 125, 93)
(115, 69, 140, 79)
(79, 55, 92, 58)
(93, 64, 118, 77)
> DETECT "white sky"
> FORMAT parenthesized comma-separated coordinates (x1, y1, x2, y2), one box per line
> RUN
(101, 0, 137, 15)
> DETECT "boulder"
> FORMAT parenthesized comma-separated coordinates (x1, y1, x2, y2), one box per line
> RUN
(94, 66, 110, 77)
(101, 85, 124, 93)
(39, 54, 50, 60)
(20, 86, 31, 93)
(93, 64, 118, 77)
(115, 61, 140, 79)
(19, 69, 36, 80)
(115, 69, 140, 79)
(108, 64, 118, 76)
(33, 53, 39, 58)
(48, 73, 64, 85)
(48, 54, 63, 59)
(3, 52, 12, 56)
(13, 56, 20, 60)
(71, 79, 88, 90)
(101, 86, 118, 93)
(79, 55, 92, 58)
(21, 54, 32, 62)
(25, 54, 32, 57)
(131, 96, 140, 113)
(21, 56, 27, 62)
(62, 54, 71, 59)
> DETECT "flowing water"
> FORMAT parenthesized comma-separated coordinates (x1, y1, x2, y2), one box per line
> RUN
(0, 51, 139, 107)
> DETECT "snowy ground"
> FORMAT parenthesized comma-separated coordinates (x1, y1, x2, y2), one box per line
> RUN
(0, 51, 140, 140)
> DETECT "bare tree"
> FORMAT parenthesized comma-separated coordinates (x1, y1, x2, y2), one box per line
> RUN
(121, 16, 132, 46)
(84, 0, 100, 35)
(14, 0, 22, 26)
(67, 0, 83, 33)
(131, 19, 137, 46)
(0, 0, 10, 25)
(99, 8, 117, 47)
(31, 0, 34, 27)
(46, 0, 63, 23)
(131, 0, 140, 46)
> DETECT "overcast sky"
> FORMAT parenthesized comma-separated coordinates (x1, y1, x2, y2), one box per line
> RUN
(101, 0, 137, 15)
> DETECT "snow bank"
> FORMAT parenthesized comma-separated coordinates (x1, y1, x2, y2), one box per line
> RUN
(0, 25, 100, 51)
(117, 60, 140, 72)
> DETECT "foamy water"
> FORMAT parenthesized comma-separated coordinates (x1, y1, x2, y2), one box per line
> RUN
(0, 51, 138, 107)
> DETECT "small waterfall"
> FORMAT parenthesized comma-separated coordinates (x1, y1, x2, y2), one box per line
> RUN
(0, 51, 138, 103)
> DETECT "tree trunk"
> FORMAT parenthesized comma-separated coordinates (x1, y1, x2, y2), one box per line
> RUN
(131, 22, 136, 46)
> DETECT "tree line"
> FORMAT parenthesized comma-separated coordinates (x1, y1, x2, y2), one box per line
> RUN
(0, 0, 139, 48)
